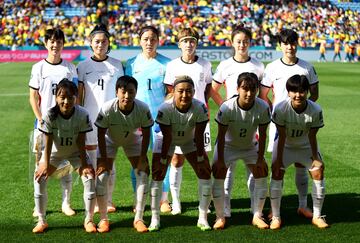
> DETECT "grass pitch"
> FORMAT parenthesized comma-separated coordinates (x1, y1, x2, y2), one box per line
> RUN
(0, 61, 359, 242)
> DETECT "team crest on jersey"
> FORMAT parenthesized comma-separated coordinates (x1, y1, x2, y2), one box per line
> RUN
(157, 111, 163, 119)
(96, 114, 104, 121)
(146, 111, 152, 120)
(201, 104, 208, 114)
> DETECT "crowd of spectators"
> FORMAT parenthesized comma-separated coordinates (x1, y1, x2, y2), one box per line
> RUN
(0, 0, 359, 50)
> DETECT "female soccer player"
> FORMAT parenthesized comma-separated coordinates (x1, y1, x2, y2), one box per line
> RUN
(77, 24, 124, 213)
(259, 29, 319, 219)
(29, 28, 78, 217)
(211, 25, 264, 217)
(212, 73, 270, 230)
(163, 27, 212, 215)
(33, 79, 95, 233)
(94, 76, 153, 233)
(269, 74, 328, 230)
(125, 26, 171, 213)
(149, 76, 212, 232)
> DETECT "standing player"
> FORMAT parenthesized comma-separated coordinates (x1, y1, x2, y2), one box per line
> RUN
(259, 29, 319, 219)
(77, 24, 124, 213)
(211, 25, 264, 217)
(149, 76, 212, 232)
(163, 27, 212, 215)
(269, 74, 328, 229)
(94, 76, 153, 233)
(33, 79, 95, 233)
(212, 73, 270, 230)
(125, 26, 171, 213)
(29, 28, 78, 217)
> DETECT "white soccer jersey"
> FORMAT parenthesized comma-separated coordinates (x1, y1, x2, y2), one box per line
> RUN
(77, 57, 124, 145)
(261, 58, 319, 108)
(213, 57, 264, 99)
(163, 56, 212, 104)
(156, 98, 209, 145)
(272, 99, 324, 148)
(29, 59, 78, 121)
(39, 105, 92, 158)
(95, 98, 154, 146)
(215, 96, 271, 149)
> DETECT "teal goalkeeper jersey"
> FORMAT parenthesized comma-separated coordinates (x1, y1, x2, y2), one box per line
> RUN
(125, 53, 170, 121)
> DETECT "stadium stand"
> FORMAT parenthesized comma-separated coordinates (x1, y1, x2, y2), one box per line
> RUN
(0, 0, 358, 49)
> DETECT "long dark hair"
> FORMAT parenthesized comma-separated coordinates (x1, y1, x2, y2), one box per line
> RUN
(49, 78, 78, 121)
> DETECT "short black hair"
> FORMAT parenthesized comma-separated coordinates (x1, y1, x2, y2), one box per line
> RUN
(139, 26, 159, 39)
(44, 28, 65, 43)
(237, 72, 259, 91)
(116, 75, 138, 91)
(231, 25, 252, 42)
(278, 29, 298, 45)
(286, 74, 310, 92)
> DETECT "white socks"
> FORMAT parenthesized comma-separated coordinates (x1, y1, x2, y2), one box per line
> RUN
(34, 176, 47, 222)
(212, 179, 225, 219)
(295, 167, 309, 209)
(224, 162, 236, 213)
(247, 168, 255, 213)
(60, 173, 72, 208)
(150, 180, 162, 226)
(270, 179, 283, 218)
(134, 170, 148, 222)
(107, 162, 116, 205)
(198, 179, 212, 221)
(81, 174, 96, 223)
(170, 165, 182, 210)
(253, 177, 267, 217)
(312, 179, 325, 218)
(96, 171, 109, 220)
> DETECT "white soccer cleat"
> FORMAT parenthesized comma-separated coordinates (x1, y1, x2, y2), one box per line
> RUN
(197, 219, 211, 231)
(61, 204, 76, 216)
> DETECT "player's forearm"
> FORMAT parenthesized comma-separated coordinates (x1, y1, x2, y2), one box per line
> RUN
(210, 82, 223, 106)
(29, 92, 42, 121)
(44, 134, 53, 168)
(309, 128, 320, 160)
(195, 123, 207, 156)
(97, 128, 107, 159)
(77, 133, 87, 167)
(140, 128, 150, 158)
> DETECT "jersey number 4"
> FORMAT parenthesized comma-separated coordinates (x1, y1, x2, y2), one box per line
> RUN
(98, 79, 104, 90)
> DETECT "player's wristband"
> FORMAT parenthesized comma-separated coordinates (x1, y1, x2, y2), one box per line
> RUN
(197, 155, 204, 163)
(160, 158, 167, 165)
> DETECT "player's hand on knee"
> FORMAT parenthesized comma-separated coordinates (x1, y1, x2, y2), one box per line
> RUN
(80, 164, 95, 178)
(254, 157, 268, 178)
(272, 160, 285, 179)
(309, 158, 324, 180)
(35, 163, 49, 182)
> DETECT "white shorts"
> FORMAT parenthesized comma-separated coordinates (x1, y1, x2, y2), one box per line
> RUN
(85, 126, 98, 146)
(272, 139, 322, 169)
(38, 153, 85, 169)
(32, 129, 44, 153)
(153, 132, 196, 155)
(98, 134, 142, 158)
(174, 122, 212, 154)
(213, 143, 259, 168)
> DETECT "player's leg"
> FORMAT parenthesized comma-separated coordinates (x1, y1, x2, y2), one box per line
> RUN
(309, 154, 328, 228)
(211, 146, 228, 230)
(246, 168, 255, 214)
(169, 152, 184, 215)
(128, 154, 150, 233)
(224, 162, 236, 217)
(295, 162, 312, 218)
(269, 142, 285, 230)
(248, 157, 269, 229)
(107, 162, 116, 212)
(161, 165, 171, 213)
(60, 172, 75, 216)
(33, 161, 57, 233)
(96, 167, 110, 233)
(149, 152, 170, 231)
(185, 151, 212, 231)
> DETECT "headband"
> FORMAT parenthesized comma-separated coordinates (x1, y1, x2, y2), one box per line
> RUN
(178, 36, 198, 43)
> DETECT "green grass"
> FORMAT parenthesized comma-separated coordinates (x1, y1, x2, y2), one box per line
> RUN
(0, 62, 359, 242)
